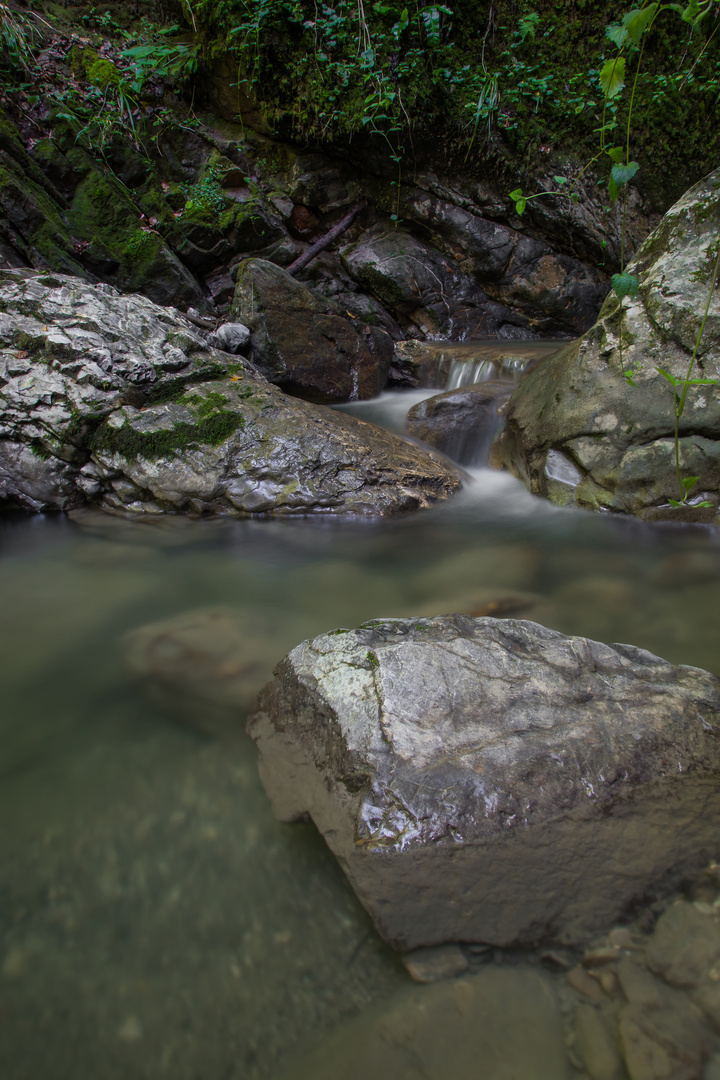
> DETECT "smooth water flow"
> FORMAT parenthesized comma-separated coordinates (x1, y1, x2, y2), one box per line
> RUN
(434, 338, 566, 390)
(2, 342, 720, 1079)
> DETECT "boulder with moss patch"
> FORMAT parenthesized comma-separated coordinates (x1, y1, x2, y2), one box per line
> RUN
(0, 269, 461, 515)
(493, 168, 720, 522)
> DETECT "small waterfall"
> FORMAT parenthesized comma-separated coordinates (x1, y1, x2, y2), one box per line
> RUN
(444, 354, 530, 390)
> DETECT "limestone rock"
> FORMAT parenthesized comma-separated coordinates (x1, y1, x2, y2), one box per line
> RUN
(230, 258, 392, 402)
(340, 226, 528, 339)
(211, 321, 251, 354)
(0, 269, 462, 515)
(406, 381, 514, 465)
(248, 616, 720, 951)
(495, 168, 720, 521)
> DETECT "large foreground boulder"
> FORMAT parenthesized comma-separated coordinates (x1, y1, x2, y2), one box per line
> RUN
(0, 270, 461, 515)
(494, 168, 720, 521)
(248, 615, 720, 951)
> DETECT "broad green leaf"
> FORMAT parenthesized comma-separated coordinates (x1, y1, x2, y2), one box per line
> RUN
(682, 475, 700, 491)
(622, 5, 658, 44)
(611, 161, 640, 187)
(509, 188, 524, 201)
(553, 175, 568, 185)
(606, 145, 625, 163)
(685, 376, 720, 385)
(600, 57, 626, 100)
(611, 272, 640, 299)
(608, 173, 620, 202)
(605, 23, 628, 48)
(668, 499, 682, 507)
(695, 500, 714, 507)
(681, 0, 710, 25)
(657, 367, 680, 386)
(515, 198, 527, 215)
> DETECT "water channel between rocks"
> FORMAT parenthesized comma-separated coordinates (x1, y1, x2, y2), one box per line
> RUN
(2, 341, 720, 1080)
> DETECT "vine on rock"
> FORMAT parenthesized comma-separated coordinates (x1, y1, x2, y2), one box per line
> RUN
(510, 0, 720, 509)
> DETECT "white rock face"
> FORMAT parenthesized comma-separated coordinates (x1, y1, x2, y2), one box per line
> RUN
(498, 168, 720, 521)
(211, 321, 251, 354)
(248, 615, 720, 951)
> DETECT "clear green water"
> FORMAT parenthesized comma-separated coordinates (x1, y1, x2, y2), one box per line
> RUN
(2, 383, 720, 1079)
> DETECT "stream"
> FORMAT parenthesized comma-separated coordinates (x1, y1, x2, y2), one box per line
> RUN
(2, 341, 720, 1079)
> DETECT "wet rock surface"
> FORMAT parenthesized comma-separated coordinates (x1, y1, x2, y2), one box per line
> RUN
(406, 380, 514, 465)
(230, 258, 392, 402)
(495, 167, 720, 521)
(0, 270, 461, 515)
(340, 226, 532, 340)
(248, 615, 720, 952)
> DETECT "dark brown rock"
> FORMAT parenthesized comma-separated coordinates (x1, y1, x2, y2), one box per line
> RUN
(406, 381, 514, 465)
(230, 258, 393, 402)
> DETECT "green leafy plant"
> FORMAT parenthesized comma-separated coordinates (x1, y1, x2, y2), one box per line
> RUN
(0, 2, 37, 71)
(510, 0, 719, 509)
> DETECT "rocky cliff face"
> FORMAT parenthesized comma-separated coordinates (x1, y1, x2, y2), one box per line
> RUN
(495, 167, 720, 522)
(0, 20, 663, 406)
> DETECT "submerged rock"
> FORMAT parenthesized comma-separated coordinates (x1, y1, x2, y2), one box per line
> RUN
(495, 168, 720, 521)
(275, 967, 570, 1080)
(248, 615, 720, 951)
(406, 380, 514, 465)
(0, 270, 462, 515)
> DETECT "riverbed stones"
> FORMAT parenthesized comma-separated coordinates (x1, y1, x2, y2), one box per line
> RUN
(0, 269, 462, 515)
(275, 967, 571, 1080)
(495, 167, 720, 521)
(248, 615, 720, 951)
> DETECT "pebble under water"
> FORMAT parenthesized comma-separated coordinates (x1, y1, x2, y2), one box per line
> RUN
(2, 346, 720, 1079)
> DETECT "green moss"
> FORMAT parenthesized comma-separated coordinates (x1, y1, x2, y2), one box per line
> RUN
(366, 650, 379, 668)
(29, 438, 52, 461)
(354, 265, 406, 311)
(87, 57, 122, 89)
(91, 410, 245, 461)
